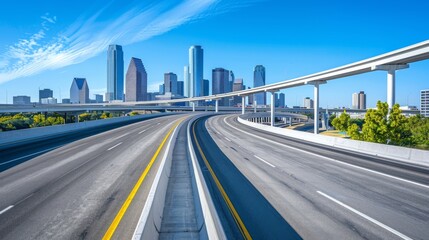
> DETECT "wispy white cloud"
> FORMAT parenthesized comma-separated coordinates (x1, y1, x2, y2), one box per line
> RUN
(0, 0, 222, 84)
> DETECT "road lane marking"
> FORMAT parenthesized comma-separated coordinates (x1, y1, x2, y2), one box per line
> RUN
(0, 146, 60, 166)
(317, 191, 413, 240)
(223, 117, 429, 190)
(102, 119, 184, 240)
(107, 142, 122, 151)
(192, 119, 252, 240)
(157, 123, 161, 125)
(0, 205, 14, 215)
(15, 193, 34, 206)
(138, 129, 147, 134)
(224, 137, 232, 142)
(254, 155, 276, 168)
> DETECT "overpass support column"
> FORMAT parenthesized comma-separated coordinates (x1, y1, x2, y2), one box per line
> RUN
(254, 100, 257, 113)
(267, 90, 278, 127)
(314, 82, 320, 134)
(215, 99, 219, 113)
(192, 102, 195, 112)
(372, 64, 409, 110)
(241, 96, 246, 115)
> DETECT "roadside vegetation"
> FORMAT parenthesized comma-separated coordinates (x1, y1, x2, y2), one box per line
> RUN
(331, 101, 429, 149)
(0, 111, 132, 132)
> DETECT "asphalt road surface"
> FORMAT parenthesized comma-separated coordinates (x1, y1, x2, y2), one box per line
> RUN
(204, 114, 429, 240)
(0, 115, 185, 240)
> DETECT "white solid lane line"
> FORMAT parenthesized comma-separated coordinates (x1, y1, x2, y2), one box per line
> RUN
(0, 146, 60, 166)
(223, 116, 429, 190)
(107, 142, 123, 151)
(254, 155, 276, 168)
(224, 137, 232, 142)
(317, 191, 413, 240)
(0, 205, 14, 215)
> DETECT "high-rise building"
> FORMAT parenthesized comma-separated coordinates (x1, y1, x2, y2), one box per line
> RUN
(62, 98, 70, 104)
(95, 94, 103, 103)
(212, 68, 230, 106)
(203, 79, 210, 96)
(126, 57, 147, 102)
(159, 84, 165, 95)
(164, 72, 178, 95)
(177, 81, 184, 97)
(184, 66, 190, 97)
(253, 65, 266, 106)
(107, 44, 124, 102)
(352, 93, 359, 109)
(276, 93, 285, 108)
(189, 45, 204, 100)
(13, 95, 31, 105)
(304, 97, 314, 109)
(421, 89, 429, 117)
(358, 91, 366, 109)
(352, 91, 366, 109)
(39, 88, 53, 103)
(70, 78, 89, 104)
(233, 78, 244, 106)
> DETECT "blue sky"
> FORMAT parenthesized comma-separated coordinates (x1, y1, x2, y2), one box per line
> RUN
(0, 0, 428, 108)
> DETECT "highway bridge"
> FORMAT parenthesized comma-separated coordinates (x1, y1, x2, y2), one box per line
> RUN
(1, 41, 429, 239)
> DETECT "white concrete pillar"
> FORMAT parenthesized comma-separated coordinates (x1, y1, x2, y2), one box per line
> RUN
(192, 102, 195, 112)
(271, 92, 275, 126)
(314, 82, 320, 134)
(215, 99, 219, 113)
(387, 70, 395, 110)
(254, 100, 257, 113)
(242, 96, 245, 115)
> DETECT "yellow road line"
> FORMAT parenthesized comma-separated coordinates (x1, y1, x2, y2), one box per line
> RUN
(192, 119, 252, 240)
(102, 118, 184, 240)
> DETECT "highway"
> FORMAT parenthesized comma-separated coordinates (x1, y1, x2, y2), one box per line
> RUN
(0, 115, 185, 240)
(203, 114, 429, 240)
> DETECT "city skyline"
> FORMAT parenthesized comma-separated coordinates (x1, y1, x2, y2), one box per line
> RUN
(0, 1, 428, 108)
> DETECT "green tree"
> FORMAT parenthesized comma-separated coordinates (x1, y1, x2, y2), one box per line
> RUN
(328, 114, 336, 127)
(407, 115, 429, 149)
(31, 114, 47, 127)
(100, 112, 111, 119)
(331, 111, 350, 132)
(129, 111, 140, 116)
(388, 104, 412, 146)
(79, 113, 91, 122)
(360, 101, 389, 144)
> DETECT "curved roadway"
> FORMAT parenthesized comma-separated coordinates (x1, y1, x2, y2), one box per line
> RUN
(203, 114, 429, 240)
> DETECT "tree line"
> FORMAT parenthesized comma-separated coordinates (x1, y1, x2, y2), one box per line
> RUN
(331, 101, 429, 149)
(0, 111, 140, 132)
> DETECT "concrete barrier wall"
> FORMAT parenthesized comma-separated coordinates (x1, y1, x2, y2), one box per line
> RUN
(238, 116, 429, 168)
(133, 116, 225, 239)
(0, 113, 178, 150)
(134, 121, 181, 239)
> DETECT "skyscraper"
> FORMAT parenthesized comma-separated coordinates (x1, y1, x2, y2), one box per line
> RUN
(421, 89, 429, 117)
(203, 79, 209, 96)
(212, 68, 230, 106)
(278, 93, 285, 108)
(164, 72, 178, 94)
(107, 44, 124, 102)
(352, 91, 366, 109)
(352, 92, 359, 109)
(233, 78, 244, 106)
(39, 88, 53, 103)
(304, 97, 314, 109)
(189, 45, 204, 99)
(177, 81, 184, 96)
(126, 57, 147, 102)
(253, 65, 266, 105)
(70, 78, 89, 104)
(184, 66, 190, 97)
(358, 91, 366, 109)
